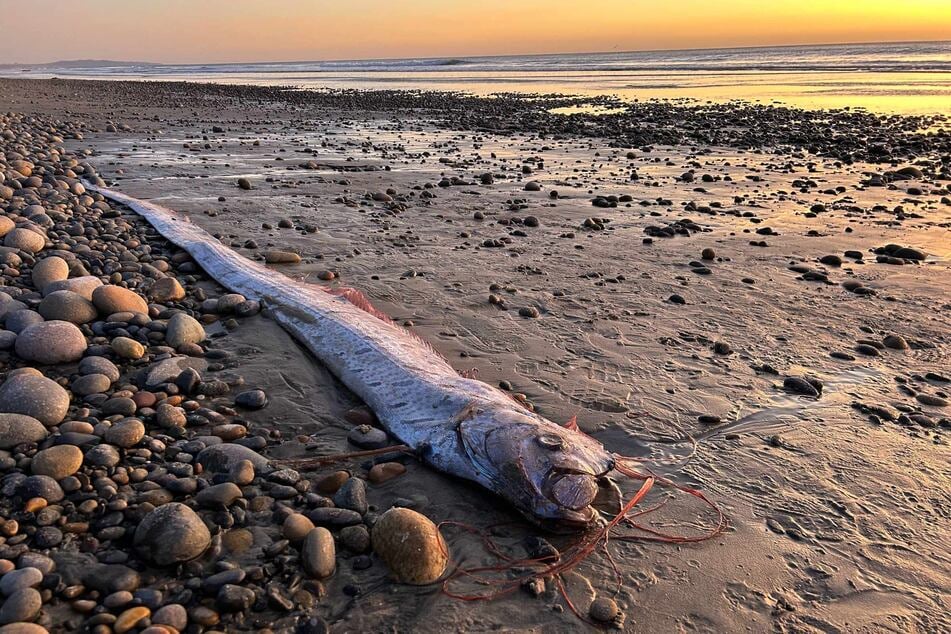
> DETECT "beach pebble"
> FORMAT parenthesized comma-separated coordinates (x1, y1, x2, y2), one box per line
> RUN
(216, 585, 254, 613)
(195, 482, 243, 507)
(0, 374, 70, 426)
(783, 376, 820, 397)
(4, 229, 45, 254)
(0, 588, 42, 625)
(282, 513, 315, 542)
(90, 341, 127, 371)
(372, 508, 448, 585)
(301, 527, 335, 579)
(113, 606, 150, 633)
(0, 414, 48, 449)
(14, 321, 86, 364)
(84, 444, 120, 468)
(0, 568, 42, 597)
(37, 291, 97, 324)
(197, 443, 269, 473)
(104, 419, 145, 448)
(165, 313, 205, 348)
(882, 334, 909, 350)
(234, 389, 267, 409)
(368, 462, 406, 484)
(151, 604, 187, 631)
(347, 424, 388, 449)
(333, 477, 368, 515)
(237, 178, 251, 190)
(31, 256, 68, 291)
(589, 597, 620, 623)
(339, 525, 371, 553)
(17, 475, 63, 503)
(264, 251, 301, 264)
(134, 503, 211, 565)
(149, 277, 186, 302)
(4, 311, 44, 335)
(71, 373, 111, 396)
(228, 459, 255, 485)
(92, 285, 148, 315)
(30, 445, 83, 479)
(111, 336, 146, 360)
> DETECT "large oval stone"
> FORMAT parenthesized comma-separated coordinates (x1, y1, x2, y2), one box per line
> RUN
(92, 285, 148, 316)
(15, 320, 87, 364)
(0, 374, 70, 426)
(134, 503, 211, 565)
(372, 508, 448, 585)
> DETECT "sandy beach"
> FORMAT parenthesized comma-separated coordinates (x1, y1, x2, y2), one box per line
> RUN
(0, 77, 948, 632)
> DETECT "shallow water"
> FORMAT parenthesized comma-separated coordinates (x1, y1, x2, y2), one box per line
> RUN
(7, 41, 951, 115)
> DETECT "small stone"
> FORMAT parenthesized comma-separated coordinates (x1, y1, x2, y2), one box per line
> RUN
(882, 334, 909, 350)
(149, 277, 186, 302)
(339, 525, 371, 553)
(333, 477, 368, 515)
(315, 470, 349, 494)
(112, 337, 145, 360)
(234, 389, 267, 410)
(165, 313, 205, 348)
(518, 306, 540, 318)
(37, 291, 97, 324)
(134, 503, 212, 565)
(30, 445, 83, 479)
(4, 228, 45, 254)
(783, 377, 820, 397)
(347, 424, 388, 449)
(15, 321, 87, 364)
(228, 459, 255, 486)
(589, 597, 619, 623)
(92, 285, 149, 316)
(0, 588, 42, 624)
(301, 527, 335, 579)
(104, 419, 145, 448)
(0, 374, 70, 426)
(71, 373, 112, 396)
(0, 568, 42, 596)
(31, 256, 69, 292)
(195, 482, 243, 508)
(237, 178, 252, 190)
(78, 356, 121, 382)
(216, 585, 255, 613)
(0, 414, 47, 449)
(264, 251, 301, 264)
(152, 604, 187, 631)
(368, 462, 406, 484)
(114, 606, 150, 634)
(701, 248, 716, 260)
(372, 508, 448, 585)
(282, 514, 315, 542)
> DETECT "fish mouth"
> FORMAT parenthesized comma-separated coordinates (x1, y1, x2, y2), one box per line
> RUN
(534, 506, 599, 534)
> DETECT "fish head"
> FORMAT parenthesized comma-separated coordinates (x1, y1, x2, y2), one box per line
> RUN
(458, 406, 615, 532)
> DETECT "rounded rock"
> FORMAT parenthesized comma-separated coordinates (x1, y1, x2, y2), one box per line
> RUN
(165, 313, 205, 348)
(92, 286, 148, 316)
(15, 321, 86, 364)
(0, 588, 42, 625)
(37, 291, 97, 324)
(0, 414, 48, 449)
(104, 419, 145, 448)
(372, 508, 449, 585)
(30, 445, 83, 480)
(133, 503, 212, 565)
(301, 527, 335, 579)
(4, 229, 45, 254)
(31, 256, 69, 292)
(0, 375, 70, 426)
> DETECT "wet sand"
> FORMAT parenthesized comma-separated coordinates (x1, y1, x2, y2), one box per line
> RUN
(2, 78, 948, 632)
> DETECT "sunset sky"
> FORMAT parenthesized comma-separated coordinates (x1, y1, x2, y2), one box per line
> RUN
(0, 0, 949, 64)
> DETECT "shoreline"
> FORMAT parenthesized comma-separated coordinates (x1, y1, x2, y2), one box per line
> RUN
(0, 78, 948, 632)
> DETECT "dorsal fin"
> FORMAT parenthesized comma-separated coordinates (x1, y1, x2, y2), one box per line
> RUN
(323, 286, 460, 372)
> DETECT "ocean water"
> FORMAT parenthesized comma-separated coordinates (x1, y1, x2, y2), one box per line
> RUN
(8, 41, 951, 115)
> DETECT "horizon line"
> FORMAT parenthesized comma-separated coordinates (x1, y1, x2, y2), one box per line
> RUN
(3, 37, 948, 68)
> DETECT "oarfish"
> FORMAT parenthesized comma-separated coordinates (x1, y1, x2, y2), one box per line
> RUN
(88, 185, 617, 531)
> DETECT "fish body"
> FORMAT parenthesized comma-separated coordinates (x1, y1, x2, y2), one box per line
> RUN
(89, 185, 614, 530)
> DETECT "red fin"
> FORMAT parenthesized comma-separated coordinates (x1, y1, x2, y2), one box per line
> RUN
(564, 415, 579, 431)
(324, 286, 452, 367)
(328, 287, 397, 325)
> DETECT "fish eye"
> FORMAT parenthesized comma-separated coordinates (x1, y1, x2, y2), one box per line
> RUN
(536, 434, 564, 450)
